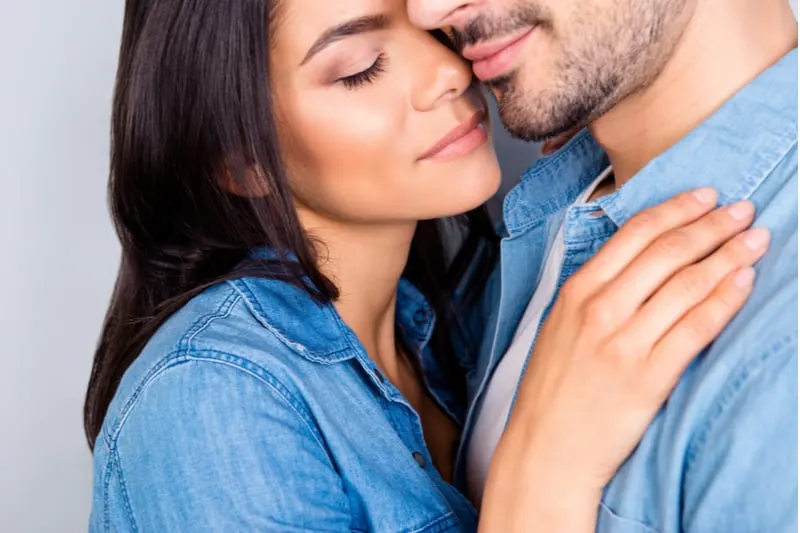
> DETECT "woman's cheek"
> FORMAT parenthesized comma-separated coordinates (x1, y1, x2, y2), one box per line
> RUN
(283, 90, 414, 218)
(304, 100, 408, 176)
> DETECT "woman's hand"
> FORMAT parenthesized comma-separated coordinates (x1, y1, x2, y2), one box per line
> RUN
(478, 188, 769, 532)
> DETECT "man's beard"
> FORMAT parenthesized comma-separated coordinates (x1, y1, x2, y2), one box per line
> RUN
(451, 1, 686, 142)
(485, 47, 623, 142)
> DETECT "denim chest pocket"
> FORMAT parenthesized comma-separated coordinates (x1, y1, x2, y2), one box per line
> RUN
(341, 452, 469, 533)
(597, 503, 661, 533)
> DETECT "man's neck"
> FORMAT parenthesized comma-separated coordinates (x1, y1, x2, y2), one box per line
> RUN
(589, 0, 797, 188)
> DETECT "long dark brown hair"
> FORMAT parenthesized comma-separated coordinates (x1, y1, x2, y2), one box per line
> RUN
(83, 0, 499, 449)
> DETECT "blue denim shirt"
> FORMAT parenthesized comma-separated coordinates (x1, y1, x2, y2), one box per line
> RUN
(90, 275, 479, 532)
(462, 50, 798, 532)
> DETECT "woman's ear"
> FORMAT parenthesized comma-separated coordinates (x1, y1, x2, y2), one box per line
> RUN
(218, 162, 271, 198)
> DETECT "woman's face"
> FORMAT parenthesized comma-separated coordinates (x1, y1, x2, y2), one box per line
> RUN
(270, 0, 501, 224)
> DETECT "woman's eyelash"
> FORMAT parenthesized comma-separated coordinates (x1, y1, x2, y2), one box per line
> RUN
(339, 54, 387, 90)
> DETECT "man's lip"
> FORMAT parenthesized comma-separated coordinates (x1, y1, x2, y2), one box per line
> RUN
(418, 109, 487, 161)
(461, 27, 535, 63)
(469, 26, 536, 81)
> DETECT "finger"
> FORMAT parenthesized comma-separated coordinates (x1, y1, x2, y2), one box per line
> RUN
(646, 267, 755, 396)
(592, 199, 756, 324)
(572, 188, 719, 293)
(619, 227, 769, 351)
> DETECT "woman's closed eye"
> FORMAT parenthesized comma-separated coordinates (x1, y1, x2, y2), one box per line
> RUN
(338, 53, 387, 89)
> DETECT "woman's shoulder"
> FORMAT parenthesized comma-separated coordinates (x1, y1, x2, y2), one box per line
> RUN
(90, 280, 354, 531)
(98, 276, 353, 449)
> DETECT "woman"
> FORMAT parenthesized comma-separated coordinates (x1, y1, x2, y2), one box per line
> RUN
(84, 0, 765, 531)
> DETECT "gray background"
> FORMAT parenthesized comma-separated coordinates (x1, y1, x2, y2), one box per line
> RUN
(0, 1, 795, 532)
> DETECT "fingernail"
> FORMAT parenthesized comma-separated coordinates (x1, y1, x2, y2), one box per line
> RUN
(727, 200, 755, 221)
(734, 267, 756, 289)
(693, 188, 717, 204)
(743, 227, 770, 251)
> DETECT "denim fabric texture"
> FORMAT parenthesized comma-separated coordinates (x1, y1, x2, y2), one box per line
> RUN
(463, 50, 798, 533)
(90, 274, 480, 532)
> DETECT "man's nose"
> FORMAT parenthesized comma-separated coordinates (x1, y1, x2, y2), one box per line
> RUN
(406, 0, 480, 30)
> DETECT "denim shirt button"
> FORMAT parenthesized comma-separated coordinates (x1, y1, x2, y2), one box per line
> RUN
(412, 451, 426, 468)
(413, 309, 428, 325)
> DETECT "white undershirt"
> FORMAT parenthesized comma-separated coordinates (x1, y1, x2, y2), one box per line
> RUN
(466, 166, 613, 505)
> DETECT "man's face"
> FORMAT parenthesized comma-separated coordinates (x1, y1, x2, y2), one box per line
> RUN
(407, 0, 693, 141)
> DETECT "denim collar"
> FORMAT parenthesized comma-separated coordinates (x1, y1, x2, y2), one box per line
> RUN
(230, 251, 435, 364)
(597, 48, 798, 227)
(502, 129, 609, 236)
(503, 48, 797, 235)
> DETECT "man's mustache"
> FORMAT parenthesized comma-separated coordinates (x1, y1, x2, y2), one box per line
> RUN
(449, 5, 550, 51)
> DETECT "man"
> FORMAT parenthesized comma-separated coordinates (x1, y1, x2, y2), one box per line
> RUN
(408, 0, 798, 531)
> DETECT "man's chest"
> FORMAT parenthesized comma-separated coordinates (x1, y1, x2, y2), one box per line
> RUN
(455, 210, 619, 485)
(482, 210, 618, 394)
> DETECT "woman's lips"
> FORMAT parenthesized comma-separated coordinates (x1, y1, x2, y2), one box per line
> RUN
(418, 109, 489, 162)
(463, 27, 536, 81)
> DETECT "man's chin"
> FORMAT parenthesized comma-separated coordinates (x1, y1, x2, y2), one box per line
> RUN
(495, 91, 593, 143)
(497, 108, 560, 143)
(489, 85, 557, 141)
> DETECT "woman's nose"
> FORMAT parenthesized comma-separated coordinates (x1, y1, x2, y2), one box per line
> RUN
(410, 35, 473, 112)
(406, 0, 480, 31)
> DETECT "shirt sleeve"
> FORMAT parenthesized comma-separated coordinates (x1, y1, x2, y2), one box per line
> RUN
(104, 358, 353, 532)
(682, 338, 798, 533)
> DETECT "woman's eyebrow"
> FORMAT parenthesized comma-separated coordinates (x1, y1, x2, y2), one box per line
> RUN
(300, 14, 390, 66)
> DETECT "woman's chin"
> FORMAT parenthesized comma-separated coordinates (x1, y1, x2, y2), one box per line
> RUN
(419, 167, 503, 220)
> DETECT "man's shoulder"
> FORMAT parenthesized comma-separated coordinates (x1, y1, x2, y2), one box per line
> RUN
(692, 150, 797, 409)
(602, 193, 797, 531)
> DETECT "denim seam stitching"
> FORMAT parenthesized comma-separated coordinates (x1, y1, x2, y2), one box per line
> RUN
(104, 290, 241, 442)
(182, 352, 330, 449)
(406, 511, 457, 533)
(107, 351, 330, 457)
(101, 450, 114, 533)
(684, 334, 796, 474)
(227, 280, 310, 354)
(503, 129, 592, 218)
(227, 280, 353, 363)
(729, 135, 797, 203)
(101, 415, 114, 448)
(599, 502, 661, 533)
(104, 354, 348, 523)
(507, 194, 577, 236)
(112, 447, 139, 532)
(179, 288, 241, 352)
(504, 131, 607, 233)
